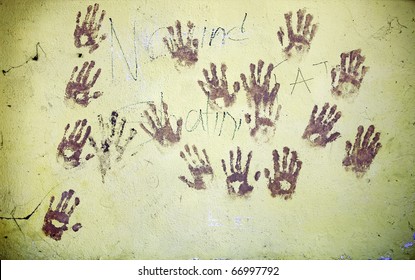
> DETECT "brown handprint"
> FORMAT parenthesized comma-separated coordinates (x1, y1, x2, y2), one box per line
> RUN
(221, 146, 253, 196)
(74, 3, 107, 54)
(265, 147, 302, 200)
(343, 125, 381, 175)
(302, 103, 342, 147)
(277, 9, 318, 58)
(140, 101, 183, 147)
(179, 144, 213, 190)
(241, 60, 282, 140)
(163, 20, 199, 67)
(331, 49, 369, 97)
(42, 189, 82, 241)
(57, 119, 93, 169)
(198, 63, 240, 109)
(89, 111, 137, 182)
(65, 61, 102, 107)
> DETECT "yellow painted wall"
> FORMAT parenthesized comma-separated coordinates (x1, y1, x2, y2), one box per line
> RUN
(0, 0, 414, 259)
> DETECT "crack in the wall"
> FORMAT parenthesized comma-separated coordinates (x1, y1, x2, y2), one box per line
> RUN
(2, 42, 46, 75)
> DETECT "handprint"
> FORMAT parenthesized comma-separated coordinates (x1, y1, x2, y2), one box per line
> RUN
(65, 61, 102, 107)
(42, 189, 82, 241)
(163, 20, 199, 66)
(140, 100, 183, 147)
(74, 3, 107, 53)
(343, 125, 381, 175)
(198, 63, 240, 109)
(302, 103, 342, 147)
(179, 144, 213, 190)
(277, 9, 318, 58)
(221, 146, 253, 196)
(265, 147, 302, 200)
(331, 49, 369, 97)
(57, 119, 93, 168)
(241, 60, 282, 140)
(89, 111, 137, 182)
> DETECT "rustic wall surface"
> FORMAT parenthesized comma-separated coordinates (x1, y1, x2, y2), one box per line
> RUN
(0, 0, 414, 260)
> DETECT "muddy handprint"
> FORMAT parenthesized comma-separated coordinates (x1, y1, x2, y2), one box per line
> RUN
(57, 119, 93, 168)
(163, 20, 199, 66)
(241, 60, 282, 140)
(140, 101, 183, 147)
(42, 189, 82, 241)
(277, 9, 318, 58)
(343, 125, 381, 175)
(221, 146, 253, 196)
(265, 147, 302, 200)
(198, 63, 240, 109)
(331, 49, 369, 97)
(65, 61, 102, 107)
(179, 144, 213, 190)
(302, 103, 342, 147)
(89, 111, 137, 182)
(74, 3, 107, 53)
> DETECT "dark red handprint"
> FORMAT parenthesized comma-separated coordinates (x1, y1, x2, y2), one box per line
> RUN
(74, 3, 107, 53)
(65, 61, 102, 107)
(163, 20, 199, 66)
(198, 63, 240, 109)
(57, 119, 93, 168)
(42, 189, 82, 241)
(343, 125, 381, 176)
(265, 147, 302, 200)
(277, 9, 318, 58)
(179, 144, 213, 190)
(221, 146, 253, 196)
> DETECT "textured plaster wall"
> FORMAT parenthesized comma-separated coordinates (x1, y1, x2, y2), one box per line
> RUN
(0, 0, 414, 259)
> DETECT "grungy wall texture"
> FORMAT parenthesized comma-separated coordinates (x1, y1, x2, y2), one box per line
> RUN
(0, 0, 414, 260)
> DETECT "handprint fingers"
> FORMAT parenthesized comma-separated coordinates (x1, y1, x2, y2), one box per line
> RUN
(175, 20, 184, 47)
(326, 132, 341, 144)
(296, 9, 305, 33)
(282, 146, 289, 171)
(164, 20, 198, 66)
(89, 3, 100, 29)
(256, 60, 264, 84)
(285, 11, 294, 36)
(179, 175, 195, 189)
(362, 124, 375, 148)
(288, 151, 298, 174)
(316, 102, 330, 123)
(220, 64, 228, 88)
(352, 125, 364, 153)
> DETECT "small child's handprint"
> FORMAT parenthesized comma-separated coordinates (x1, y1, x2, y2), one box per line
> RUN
(331, 49, 369, 97)
(65, 61, 102, 107)
(241, 60, 282, 141)
(343, 125, 381, 176)
(74, 3, 107, 53)
(89, 111, 137, 182)
(277, 9, 318, 58)
(221, 146, 253, 196)
(140, 100, 183, 147)
(163, 20, 199, 67)
(265, 147, 302, 200)
(302, 103, 342, 147)
(197, 63, 240, 109)
(179, 144, 213, 190)
(57, 119, 93, 168)
(42, 189, 82, 241)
